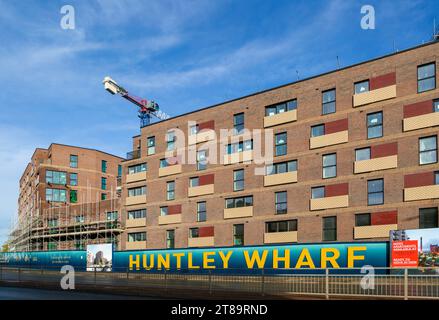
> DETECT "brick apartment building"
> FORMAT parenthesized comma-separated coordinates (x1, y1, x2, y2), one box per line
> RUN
(11, 143, 123, 251)
(120, 40, 439, 251)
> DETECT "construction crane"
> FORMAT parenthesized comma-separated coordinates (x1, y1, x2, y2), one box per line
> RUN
(102, 76, 166, 128)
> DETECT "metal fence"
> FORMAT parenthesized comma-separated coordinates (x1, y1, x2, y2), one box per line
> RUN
(0, 266, 438, 300)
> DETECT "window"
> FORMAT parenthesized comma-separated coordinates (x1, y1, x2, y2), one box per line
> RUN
(128, 232, 146, 242)
(167, 181, 175, 201)
(311, 187, 325, 199)
(160, 207, 168, 216)
(355, 147, 371, 161)
(436, 171, 439, 185)
(70, 155, 78, 168)
(275, 191, 287, 214)
(46, 170, 67, 185)
(233, 224, 244, 246)
(419, 136, 437, 165)
(226, 140, 253, 154)
(128, 209, 146, 220)
(418, 63, 436, 93)
(70, 190, 78, 203)
(166, 230, 175, 249)
(118, 165, 122, 177)
(107, 211, 118, 220)
(233, 169, 244, 191)
(75, 215, 84, 223)
(368, 179, 384, 205)
(265, 99, 297, 116)
(101, 193, 107, 200)
(128, 186, 146, 197)
(419, 208, 438, 229)
(322, 216, 337, 241)
(197, 150, 207, 171)
(101, 177, 107, 190)
(266, 220, 297, 233)
(367, 112, 383, 139)
(434, 100, 439, 113)
(190, 124, 199, 135)
(266, 160, 297, 175)
(45, 188, 67, 202)
(354, 80, 369, 94)
(166, 131, 176, 151)
(197, 202, 206, 222)
(225, 196, 253, 208)
(147, 136, 155, 155)
(355, 213, 371, 227)
(47, 242, 58, 251)
(275, 132, 287, 156)
(48, 219, 58, 227)
(311, 124, 325, 137)
(75, 241, 85, 250)
(189, 228, 199, 238)
(101, 160, 107, 173)
(160, 159, 168, 168)
(189, 177, 199, 188)
(128, 163, 147, 174)
(322, 89, 336, 115)
(322, 153, 337, 179)
(70, 173, 77, 186)
(233, 113, 245, 134)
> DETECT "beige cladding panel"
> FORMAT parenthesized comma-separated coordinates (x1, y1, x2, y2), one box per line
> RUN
(353, 85, 397, 107)
(126, 218, 147, 228)
(158, 214, 182, 225)
(126, 241, 147, 250)
(126, 171, 147, 184)
(264, 231, 298, 244)
(354, 224, 397, 239)
(223, 150, 253, 165)
(224, 206, 253, 219)
(158, 164, 183, 177)
(125, 195, 147, 206)
(404, 185, 439, 201)
(263, 171, 298, 186)
(309, 131, 348, 149)
(354, 155, 398, 174)
(188, 184, 215, 197)
(188, 131, 216, 145)
(310, 195, 349, 211)
(188, 237, 215, 247)
(263, 110, 297, 128)
(403, 112, 439, 132)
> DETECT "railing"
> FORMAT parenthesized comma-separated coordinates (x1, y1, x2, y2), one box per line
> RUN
(0, 266, 438, 299)
(126, 149, 140, 160)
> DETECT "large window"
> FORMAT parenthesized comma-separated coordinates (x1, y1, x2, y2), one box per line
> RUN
(128, 209, 146, 220)
(355, 213, 371, 226)
(266, 160, 297, 175)
(128, 186, 146, 197)
(322, 217, 337, 241)
(354, 80, 369, 94)
(266, 220, 297, 233)
(75, 215, 84, 223)
(322, 89, 336, 115)
(101, 177, 107, 190)
(434, 100, 439, 113)
(226, 140, 253, 154)
(233, 224, 244, 246)
(70, 173, 77, 186)
(47, 218, 58, 227)
(311, 124, 325, 137)
(419, 136, 437, 165)
(233, 169, 244, 191)
(189, 228, 199, 238)
(197, 150, 207, 171)
(419, 208, 438, 229)
(311, 187, 325, 199)
(265, 99, 297, 116)
(275, 132, 287, 156)
(46, 188, 67, 202)
(128, 232, 146, 242)
(418, 62, 436, 93)
(160, 207, 168, 216)
(147, 136, 155, 155)
(233, 113, 245, 134)
(368, 179, 384, 205)
(128, 163, 147, 174)
(436, 171, 439, 185)
(46, 170, 67, 185)
(166, 181, 175, 201)
(166, 230, 175, 249)
(275, 191, 287, 214)
(189, 177, 199, 188)
(70, 155, 78, 168)
(225, 196, 253, 208)
(355, 147, 371, 161)
(166, 131, 176, 151)
(106, 211, 118, 221)
(322, 153, 337, 179)
(70, 190, 77, 203)
(118, 165, 122, 177)
(190, 124, 199, 136)
(197, 202, 206, 222)
(367, 112, 383, 139)
(101, 160, 107, 173)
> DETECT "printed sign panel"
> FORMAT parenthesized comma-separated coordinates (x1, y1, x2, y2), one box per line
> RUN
(86, 243, 113, 272)
(0, 251, 86, 270)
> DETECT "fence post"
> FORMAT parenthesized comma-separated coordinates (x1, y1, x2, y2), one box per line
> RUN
(261, 269, 265, 296)
(208, 270, 212, 295)
(325, 269, 329, 300)
(404, 269, 408, 300)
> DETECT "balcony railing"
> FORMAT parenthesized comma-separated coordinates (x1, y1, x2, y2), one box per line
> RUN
(126, 149, 141, 160)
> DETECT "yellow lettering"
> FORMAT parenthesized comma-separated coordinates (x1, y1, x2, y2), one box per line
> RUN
(157, 254, 170, 270)
(129, 254, 140, 271)
(244, 250, 268, 269)
(321, 248, 340, 268)
(142, 254, 154, 270)
(218, 251, 233, 269)
(295, 249, 316, 269)
(188, 252, 200, 269)
(173, 253, 185, 269)
(273, 249, 290, 269)
(347, 246, 366, 268)
(203, 251, 216, 269)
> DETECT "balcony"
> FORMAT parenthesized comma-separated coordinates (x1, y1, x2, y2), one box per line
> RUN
(354, 224, 397, 239)
(354, 155, 398, 174)
(310, 131, 348, 149)
(224, 206, 253, 219)
(264, 231, 298, 244)
(158, 164, 182, 177)
(188, 236, 215, 247)
(126, 171, 147, 184)
(223, 150, 253, 165)
(310, 195, 349, 211)
(403, 112, 439, 132)
(125, 218, 146, 228)
(404, 185, 439, 202)
(264, 171, 297, 187)
(263, 110, 297, 128)
(353, 85, 396, 107)
(188, 184, 214, 197)
(126, 241, 147, 250)
(158, 214, 182, 225)
(125, 195, 146, 206)
(126, 149, 141, 161)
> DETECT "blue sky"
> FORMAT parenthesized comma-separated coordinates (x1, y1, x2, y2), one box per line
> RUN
(0, 0, 438, 244)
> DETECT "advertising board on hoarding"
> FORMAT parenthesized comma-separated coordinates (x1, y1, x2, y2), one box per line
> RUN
(86, 243, 113, 272)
